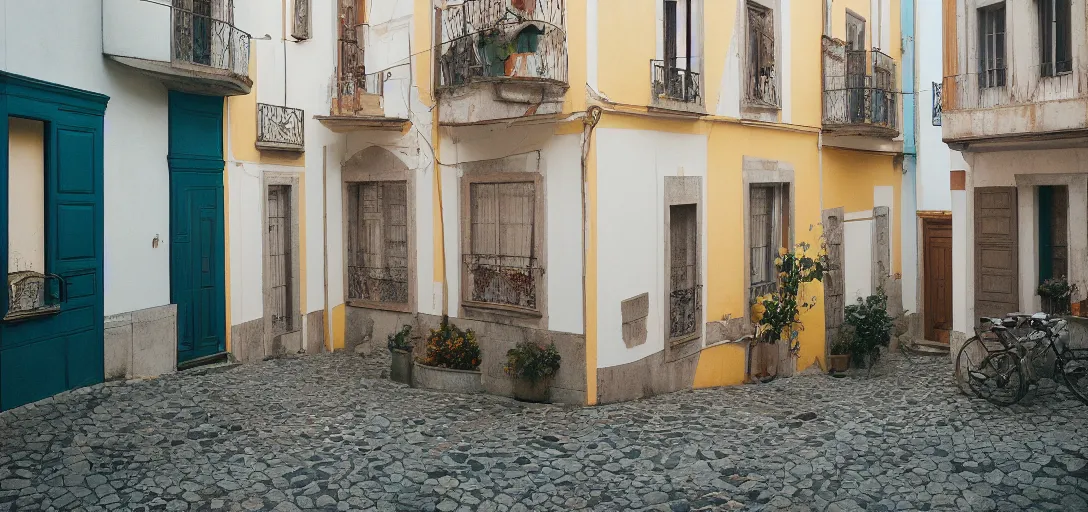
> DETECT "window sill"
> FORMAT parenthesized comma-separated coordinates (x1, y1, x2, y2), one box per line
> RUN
(461, 300, 543, 319)
(346, 299, 412, 314)
(3, 305, 61, 323)
(669, 332, 701, 347)
(742, 101, 781, 112)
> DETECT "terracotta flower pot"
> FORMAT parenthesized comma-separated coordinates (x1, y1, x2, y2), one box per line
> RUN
(504, 52, 536, 77)
(827, 354, 850, 373)
(512, 378, 552, 403)
(390, 349, 413, 385)
(511, 0, 535, 15)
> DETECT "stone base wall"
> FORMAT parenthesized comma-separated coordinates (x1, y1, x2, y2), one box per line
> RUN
(104, 304, 177, 380)
(596, 349, 700, 404)
(231, 312, 326, 364)
(345, 307, 587, 405)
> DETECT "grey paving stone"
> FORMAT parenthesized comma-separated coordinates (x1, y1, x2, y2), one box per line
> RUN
(0, 352, 1085, 511)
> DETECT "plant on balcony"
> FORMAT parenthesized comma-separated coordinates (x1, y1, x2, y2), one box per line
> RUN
(420, 319, 481, 371)
(386, 325, 415, 385)
(1039, 276, 1076, 315)
(504, 341, 561, 402)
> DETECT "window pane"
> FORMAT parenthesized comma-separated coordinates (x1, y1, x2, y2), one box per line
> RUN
(347, 180, 409, 303)
(8, 117, 46, 274)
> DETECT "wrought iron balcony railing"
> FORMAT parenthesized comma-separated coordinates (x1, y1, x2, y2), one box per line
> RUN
(256, 104, 304, 151)
(438, 0, 567, 88)
(171, 4, 250, 78)
(463, 254, 542, 311)
(942, 68, 1088, 112)
(652, 59, 702, 104)
(932, 82, 942, 126)
(669, 285, 702, 340)
(822, 46, 899, 135)
(348, 266, 409, 304)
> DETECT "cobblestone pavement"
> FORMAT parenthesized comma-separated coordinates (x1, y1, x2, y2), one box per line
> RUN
(2, 351, 1087, 512)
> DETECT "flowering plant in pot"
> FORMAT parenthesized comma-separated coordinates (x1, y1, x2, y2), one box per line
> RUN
(386, 325, 415, 385)
(1038, 276, 1076, 316)
(412, 319, 484, 394)
(504, 342, 561, 402)
(844, 290, 895, 369)
(750, 229, 828, 381)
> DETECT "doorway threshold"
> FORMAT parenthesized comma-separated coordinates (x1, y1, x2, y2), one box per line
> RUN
(177, 352, 231, 372)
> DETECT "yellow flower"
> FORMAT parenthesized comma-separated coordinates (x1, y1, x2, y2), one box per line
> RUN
(751, 302, 766, 322)
(774, 257, 782, 267)
(778, 247, 788, 256)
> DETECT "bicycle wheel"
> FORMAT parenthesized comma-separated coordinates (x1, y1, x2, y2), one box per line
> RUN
(956, 336, 1025, 406)
(1057, 354, 1088, 405)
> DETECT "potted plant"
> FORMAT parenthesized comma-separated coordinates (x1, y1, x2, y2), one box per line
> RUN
(1039, 276, 1076, 315)
(504, 341, 561, 402)
(387, 325, 414, 385)
(827, 327, 853, 374)
(844, 291, 895, 369)
(412, 318, 483, 394)
(751, 229, 829, 381)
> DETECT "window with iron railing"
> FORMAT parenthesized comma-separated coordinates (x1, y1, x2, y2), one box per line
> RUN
(750, 184, 789, 304)
(464, 181, 541, 312)
(669, 204, 700, 340)
(346, 181, 410, 306)
(1039, 0, 1071, 77)
(978, 3, 1006, 88)
(745, 3, 778, 107)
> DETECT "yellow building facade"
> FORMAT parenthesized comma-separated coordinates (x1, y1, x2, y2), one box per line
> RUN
(321, 0, 906, 405)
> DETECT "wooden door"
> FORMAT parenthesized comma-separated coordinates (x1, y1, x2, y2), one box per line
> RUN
(923, 218, 953, 343)
(168, 91, 226, 364)
(975, 187, 1019, 321)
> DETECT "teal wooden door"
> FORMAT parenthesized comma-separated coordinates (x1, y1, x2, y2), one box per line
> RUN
(168, 92, 226, 363)
(0, 72, 108, 411)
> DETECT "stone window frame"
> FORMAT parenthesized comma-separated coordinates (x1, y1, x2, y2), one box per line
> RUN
(261, 172, 304, 349)
(292, 0, 312, 41)
(740, 0, 783, 120)
(742, 157, 795, 322)
(458, 162, 548, 330)
(663, 176, 703, 364)
(341, 146, 418, 315)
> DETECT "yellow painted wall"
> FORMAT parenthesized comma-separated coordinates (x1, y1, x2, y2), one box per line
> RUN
(693, 343, 747, 388)
(821, 148, 903, 274)
(704, 124, 827, 372)
(226, 56, 305, 168)
(596, 2, 656, 106)
(331, 303, 346, 350)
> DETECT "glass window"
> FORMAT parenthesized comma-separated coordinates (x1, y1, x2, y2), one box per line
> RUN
(978, 4, 1007, 88)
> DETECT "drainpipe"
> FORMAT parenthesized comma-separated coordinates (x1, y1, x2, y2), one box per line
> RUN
(581, 105, 602, 404)
(322, 146, 332, 351)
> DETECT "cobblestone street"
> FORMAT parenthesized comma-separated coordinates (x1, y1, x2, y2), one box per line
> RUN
(1, 351, 1087, 512)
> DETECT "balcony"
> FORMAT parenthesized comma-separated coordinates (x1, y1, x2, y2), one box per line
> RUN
(651, 59, 704, 114)
(103, 0, 251, 96)
(436, 0, 568, 125)
(821, 39, 899, 140)
(941, 68, 1088, 150)
(315, 20, 411, 133)
(256, 104, 304, 152)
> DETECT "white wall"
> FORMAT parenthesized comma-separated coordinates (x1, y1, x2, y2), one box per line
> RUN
(430, 124, 585, 334)
(103, 0, 172, 64)
(7, 118, 45, 273)
(916, 0, 953, 213)
(227, 0, 343, 337)
(844, 218, 874, 304)
(595, 128, 708, 369)
(3, 0, 173, 317)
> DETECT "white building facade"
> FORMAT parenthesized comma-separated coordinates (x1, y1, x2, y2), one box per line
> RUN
(942, 0, 1088, 348)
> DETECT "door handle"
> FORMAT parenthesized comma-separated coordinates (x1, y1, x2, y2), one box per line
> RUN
(46, 273, 67, 304)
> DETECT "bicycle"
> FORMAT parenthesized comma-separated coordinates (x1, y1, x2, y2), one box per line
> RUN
(956, 312, 1088, 406)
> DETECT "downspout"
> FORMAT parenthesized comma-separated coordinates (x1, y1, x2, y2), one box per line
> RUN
(322, 146, 332, 351)
(901, 0, 920, 315)
(581, 105, 602, 404)
(433, 6, 449, 320)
